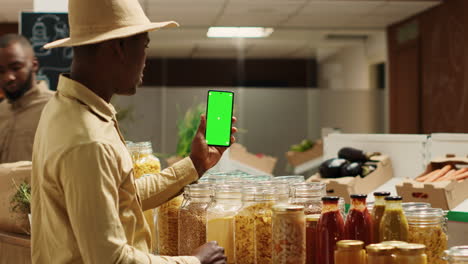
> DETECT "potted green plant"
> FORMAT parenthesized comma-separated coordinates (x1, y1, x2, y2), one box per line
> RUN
(10, 180, 32, 229)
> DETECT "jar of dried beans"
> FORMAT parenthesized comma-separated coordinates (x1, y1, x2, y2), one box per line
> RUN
(178, 184, 213, 255)
(272, 205, 306, 264)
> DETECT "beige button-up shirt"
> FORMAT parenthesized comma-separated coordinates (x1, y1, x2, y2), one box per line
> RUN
(0, 81, 53, 163)
(31, 75, 200, 264)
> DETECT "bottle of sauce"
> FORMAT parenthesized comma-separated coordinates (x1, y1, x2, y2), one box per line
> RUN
(371, 191, 390, 243)
(334, 240, 366, 264)
(380, 196, 409, 242)
(317, 196, 345, 264)
(344, 194, 373, 246)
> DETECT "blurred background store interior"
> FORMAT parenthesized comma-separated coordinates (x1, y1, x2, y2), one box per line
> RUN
(2, 0, 467, 175)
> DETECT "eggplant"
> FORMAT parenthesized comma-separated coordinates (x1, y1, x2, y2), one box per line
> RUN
(319, 158, 350, 179)
(341, 162, 363, 177)
(338, 147, 380, 163)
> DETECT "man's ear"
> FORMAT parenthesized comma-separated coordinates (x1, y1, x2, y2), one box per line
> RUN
(32, 57, 39, 73)
(108, 39, 125, 62)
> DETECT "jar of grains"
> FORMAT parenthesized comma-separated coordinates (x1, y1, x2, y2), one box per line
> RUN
(406, 208, 448, 264)
(272, 205, 306, 264)
(178, 184, 214, 255)
(157, 195, 183, 256)
(206, 184, 242, 264)
(444, 246, 468, 264)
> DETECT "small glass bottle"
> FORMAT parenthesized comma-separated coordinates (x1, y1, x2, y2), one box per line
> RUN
(366, 244, 395, 264)
(178, 184, 213, 255)
(406, 208, 448, 264)
(344, 194, 373, 246)
(372, 192, 391, 243)
(206, 184, 242, 264)
(394, 243, 427, 264)
(317, 196, 345, 264)
(380, 196, 409, 242)
(272, 205, 306, 264)
(290, 182, 325, 215)
(334, 240, 366, 264)
(306, 214, 320, 264)
(444, 246, 468, 264)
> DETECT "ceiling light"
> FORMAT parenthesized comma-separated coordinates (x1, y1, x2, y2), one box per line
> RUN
(207, 27, 274, 38)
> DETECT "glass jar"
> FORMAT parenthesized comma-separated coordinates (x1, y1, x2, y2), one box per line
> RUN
(290, 182, 326, 215)
(344, 194, 373, 246)
(372, 192, 391, 243)
(178, 184, 213, 255)
(380, 196, 409, 242)
(334, 240, 366, 264)
(157, 195, 183, 256)
(402, 202, 431, 213)
(206, 184, 242, 264)
(317, 196, 345, 264)
(254, 188, 277, 264)
(366, 244, 395, 264)
(272, 205, 306, 264)
(406, 208, 448, 264)
(444, 246, 468, 264)
(306, 214, 320, 264)
(235, 186, 259, 264)
(274, 175, 305, 183)
(127, 141, 161, 253)
(395, 243, 427, 264)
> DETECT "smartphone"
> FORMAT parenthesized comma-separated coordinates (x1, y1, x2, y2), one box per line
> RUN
(205, 90, 234, 147)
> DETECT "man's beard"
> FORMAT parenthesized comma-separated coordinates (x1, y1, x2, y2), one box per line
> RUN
(3, 69, 34, 102)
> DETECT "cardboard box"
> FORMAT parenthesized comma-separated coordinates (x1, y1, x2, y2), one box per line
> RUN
(286, 140, 323, 167)
(396, 157, 468, 210)
(229, 143, 277, 174)
(0, 161, 32, 234)
(307, 155, 393, 203)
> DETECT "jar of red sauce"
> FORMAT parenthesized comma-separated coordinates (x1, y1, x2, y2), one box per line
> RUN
(317, 196, 345, 264)
(344, 194, 373, 246)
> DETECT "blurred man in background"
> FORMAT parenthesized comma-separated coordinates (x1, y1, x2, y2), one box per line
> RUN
(0, 34, 53, 163)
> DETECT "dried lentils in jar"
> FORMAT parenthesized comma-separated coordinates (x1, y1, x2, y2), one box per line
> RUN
(272, 205, 306, 264)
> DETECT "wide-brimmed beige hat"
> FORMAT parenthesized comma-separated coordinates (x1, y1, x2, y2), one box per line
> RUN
(44, 0, 178, 49)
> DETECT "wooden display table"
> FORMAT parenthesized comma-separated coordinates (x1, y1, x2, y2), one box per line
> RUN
(0, 231, 31, 264)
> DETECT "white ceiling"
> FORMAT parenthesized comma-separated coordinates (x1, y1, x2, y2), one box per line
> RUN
(1, 0, 441, 58)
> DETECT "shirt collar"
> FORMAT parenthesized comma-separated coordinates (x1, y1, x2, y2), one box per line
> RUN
(57, 74, 117, 122)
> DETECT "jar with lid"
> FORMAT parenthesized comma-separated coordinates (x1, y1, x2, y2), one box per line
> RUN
(290, 182, 326, 215)
(406, 208, 448, 264)
(178, 184, 213, 255)
(344, 194, 373, 246)
(372, 192, 391, 243)
(317, 196, 345, 264)
(395, 243, 427, 264)
(380, 196, 409, 242)
(334, 240, 366, 264)
(402, 202, 431, 213)
(234, 186, 260, 264)
(206, 184, 242, 264)
(366, 244, 395, 264)
(444, 246, 468, 264)
(127, 141, 161, 253)
(273, 175, 305, 198)
(272, 205, 306, 264)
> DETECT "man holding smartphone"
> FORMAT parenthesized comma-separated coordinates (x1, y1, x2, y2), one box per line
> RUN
(30, 0, 236, 263)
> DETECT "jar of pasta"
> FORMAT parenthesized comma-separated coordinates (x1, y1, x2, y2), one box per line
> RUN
(444, 246, 468, 264)
(395, 244, 427, 264)
(406, 208, 448, 264)
(272, 205, 306, 264)
(178, 184, 213, 255)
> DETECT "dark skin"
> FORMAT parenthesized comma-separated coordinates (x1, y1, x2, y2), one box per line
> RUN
(0, 42, 38, 101)
(70, 33, 236, 264)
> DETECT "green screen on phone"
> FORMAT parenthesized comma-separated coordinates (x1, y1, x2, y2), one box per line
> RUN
(205, 90, 234, 147)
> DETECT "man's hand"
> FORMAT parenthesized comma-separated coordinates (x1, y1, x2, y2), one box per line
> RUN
(191, 241, 226, 264)
(190, 114, 237, 177)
